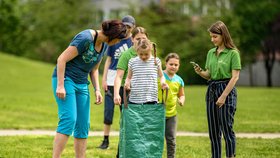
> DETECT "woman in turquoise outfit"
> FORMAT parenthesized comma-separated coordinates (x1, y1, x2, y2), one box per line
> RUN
(52, 20, 127, 158)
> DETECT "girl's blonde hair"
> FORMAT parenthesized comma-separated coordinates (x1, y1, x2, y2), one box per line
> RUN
(165, 53, 180, 63)
(136, 39, 157, 65)
(208, 21, 237, 50)
(131, 27, 149, 38)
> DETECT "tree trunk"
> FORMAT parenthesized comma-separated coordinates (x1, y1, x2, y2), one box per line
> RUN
(263, 48, 275, 87)
(265, 60, 273, 87)
(249, 63, 254, 86)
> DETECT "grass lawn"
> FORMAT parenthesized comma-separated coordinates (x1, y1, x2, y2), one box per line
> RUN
(1, 52, 280, 158)
(1, 52, 279, 133)
(0, 135, 279, 158)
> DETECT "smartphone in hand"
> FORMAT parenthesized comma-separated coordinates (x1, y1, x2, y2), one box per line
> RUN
(190, 61, 202, 72)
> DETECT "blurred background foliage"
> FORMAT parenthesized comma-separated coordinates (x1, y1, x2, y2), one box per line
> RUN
(0, 0, 279, 85)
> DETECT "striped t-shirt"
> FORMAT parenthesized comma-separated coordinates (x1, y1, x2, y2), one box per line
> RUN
(128, 56, 161, 104)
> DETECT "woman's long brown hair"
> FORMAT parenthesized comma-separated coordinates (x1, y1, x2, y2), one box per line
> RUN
(208, 21, 237, 50)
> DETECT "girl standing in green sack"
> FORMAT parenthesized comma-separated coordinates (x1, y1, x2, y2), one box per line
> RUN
(124, 39, 168, 103)
(118, 39, 168, 158)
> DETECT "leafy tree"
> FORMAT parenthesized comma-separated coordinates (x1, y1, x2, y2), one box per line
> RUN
(20, 0, 98, 62)
(132, 1, 236, 84)
(232, 0, 280, 86)
(0, 0, 21, 55)
(261, 15, 280, 87)
(1, 0, 98, 63)
(133, 4, 206, 84)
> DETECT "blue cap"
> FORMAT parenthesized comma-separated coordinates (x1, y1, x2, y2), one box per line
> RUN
(122, 15, 136, 27)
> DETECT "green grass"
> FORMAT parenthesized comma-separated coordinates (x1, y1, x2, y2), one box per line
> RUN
(0, 136, 279, 158)
(0, 52, 280, 158)
(182, 86, 280, 132)
(0, 52, 280, 132)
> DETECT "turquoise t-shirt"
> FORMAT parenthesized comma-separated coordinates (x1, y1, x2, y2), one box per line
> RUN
(52, 29, 107, 84)
(205, 48, 241, 80)
(158, 72, 184, 117)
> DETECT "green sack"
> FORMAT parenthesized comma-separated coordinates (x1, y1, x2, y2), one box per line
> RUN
(119, 103, 165, 158)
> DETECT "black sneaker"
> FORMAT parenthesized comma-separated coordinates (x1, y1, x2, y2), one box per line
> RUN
(98, 140, 109, 149)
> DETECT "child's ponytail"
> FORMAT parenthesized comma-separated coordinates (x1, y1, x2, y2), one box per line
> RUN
(152, 43, 157, 65)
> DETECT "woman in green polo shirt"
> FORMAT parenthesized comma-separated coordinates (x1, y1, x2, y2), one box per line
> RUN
(193, 21, 241, 158)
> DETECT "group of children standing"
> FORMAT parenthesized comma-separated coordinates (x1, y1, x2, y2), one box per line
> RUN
(100, 15, 185, 158)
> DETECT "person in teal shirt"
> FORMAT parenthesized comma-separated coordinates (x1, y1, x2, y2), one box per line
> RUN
(159, 53, 185, 158)
(52, 20, 127, 158)
(193, 21, 241, 158)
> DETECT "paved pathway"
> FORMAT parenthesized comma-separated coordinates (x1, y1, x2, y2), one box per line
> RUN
(0, 130, 280, 139)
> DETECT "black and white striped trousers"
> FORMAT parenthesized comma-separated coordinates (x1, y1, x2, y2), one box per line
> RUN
(206, 79, 237, 158)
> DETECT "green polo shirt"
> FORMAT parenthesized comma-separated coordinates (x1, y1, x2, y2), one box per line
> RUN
(117, 47, 137, 86)
(205, 48, 241, 80)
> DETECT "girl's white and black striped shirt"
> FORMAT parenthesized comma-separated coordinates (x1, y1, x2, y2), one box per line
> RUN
(128, 56, 161, 104)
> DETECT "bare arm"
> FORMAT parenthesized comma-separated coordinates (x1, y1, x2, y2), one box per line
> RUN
(177, 87, 185, 106)
(90, 59, 103, 105)
(56, 46, 78, 99)
(124, 68, 132, 90)
(158, 64, 168, 90)
(194, 65, 211, 80)
(114, 69, 125, 105)
(216, 69, 240, 107)
(102, 56, 112, 91)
